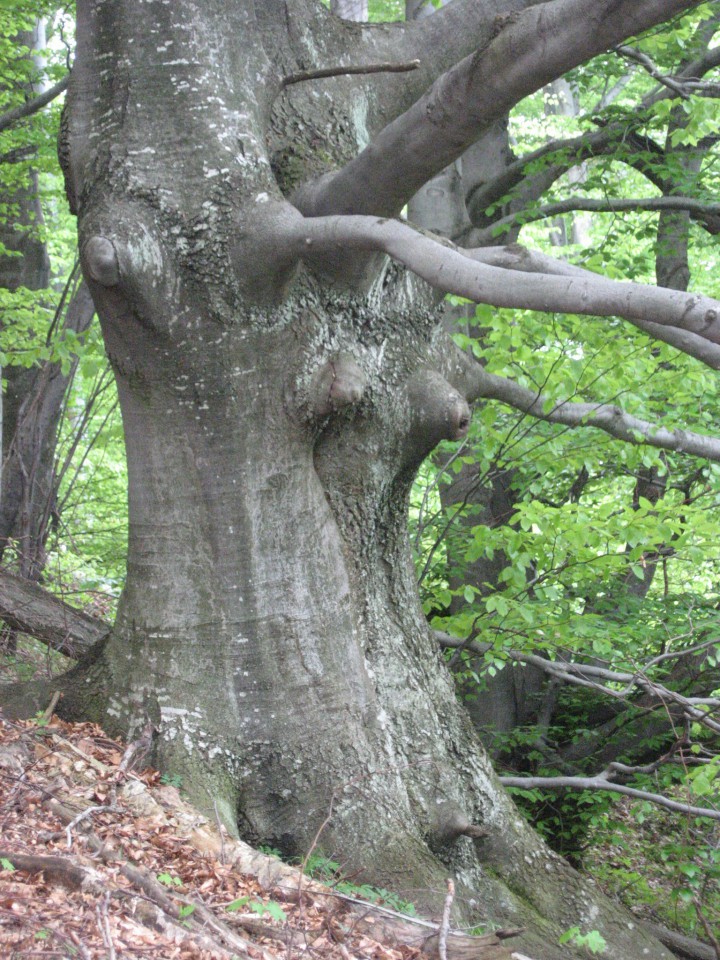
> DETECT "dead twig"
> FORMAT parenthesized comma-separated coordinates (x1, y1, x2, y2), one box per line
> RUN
(43, 796, 268, 960)
(439, 879, 455, 960)
(694, 897, 720, 960)
(96, 890, 116, 960)
(213, 797, 227, 865)
(41, 691, 62, 725)
(64, 803, 118, 850)
(282, 59, 420, 87)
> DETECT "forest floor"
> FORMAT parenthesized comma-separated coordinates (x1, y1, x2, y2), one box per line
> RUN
(0, 709, 523, 960)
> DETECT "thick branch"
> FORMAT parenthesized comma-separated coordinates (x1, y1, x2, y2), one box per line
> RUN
(295, 0, 702, 217)
(0, 75, 69, 134)
(290, 213, 720, 347)
(499, 774, 720, 820)
(397, 0, 550, 101)
(0, 567, 109, 657)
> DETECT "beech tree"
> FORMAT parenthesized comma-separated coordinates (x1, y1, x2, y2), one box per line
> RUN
(4, 1, 720, 957)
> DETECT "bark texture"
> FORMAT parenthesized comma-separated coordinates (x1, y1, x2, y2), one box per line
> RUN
(3, 2, 705, 957)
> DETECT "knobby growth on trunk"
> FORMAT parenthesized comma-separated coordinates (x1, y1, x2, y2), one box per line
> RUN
(3, 1, 719, 957)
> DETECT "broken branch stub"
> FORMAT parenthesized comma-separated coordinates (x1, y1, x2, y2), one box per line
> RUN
(406, 369, 471, 457)
(83, 236, 120, 287)
(310, 353, 368, 417)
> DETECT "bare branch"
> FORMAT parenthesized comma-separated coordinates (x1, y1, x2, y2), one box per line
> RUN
(470, 365, 720, 463)
(467, 244, 720, 368)
(499, 773, 720, 820)
(281, 59, 420, 88)
(463, 129, 671, 230)
(615, 44, 692, 99)
(0, 74, 69, 135)
(683, 81, 720, 96)
(435, 632, 720, 735)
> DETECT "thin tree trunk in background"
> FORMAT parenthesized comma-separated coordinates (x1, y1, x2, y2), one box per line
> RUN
(0, 29, 96, 649)
(0, 280, 95, 580)
(543, 79, 591, 247)
(331, 0, 368, 20)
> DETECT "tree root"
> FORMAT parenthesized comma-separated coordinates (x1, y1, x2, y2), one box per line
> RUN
(642, 920, 719, 960)
(116, 772, 522, 960)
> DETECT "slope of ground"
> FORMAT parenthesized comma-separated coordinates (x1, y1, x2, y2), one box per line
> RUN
(0, 708, 523, 960)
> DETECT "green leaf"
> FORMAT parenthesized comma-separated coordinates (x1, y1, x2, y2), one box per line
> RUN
(225, 897, 250, 912)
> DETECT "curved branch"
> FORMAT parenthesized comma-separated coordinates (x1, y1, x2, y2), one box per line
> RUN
(0, 75, 69, 135)
(470, 365, 720, 463)
(615, 44, 692, 99)
(499, 773, 720, 820)
(466, 243, 720, 368)
(295, 0, 702, 218)
(464, 129, 672, 229)
(436, 632, 720, 736)
(291, 213, 720, 346)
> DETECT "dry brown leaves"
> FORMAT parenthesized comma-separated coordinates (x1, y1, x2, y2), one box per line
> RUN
(0, 712, 422, 960)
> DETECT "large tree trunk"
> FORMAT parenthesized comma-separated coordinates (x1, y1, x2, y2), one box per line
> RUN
(1, 3, 685, 958)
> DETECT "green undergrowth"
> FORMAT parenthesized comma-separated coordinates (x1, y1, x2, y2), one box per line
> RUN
(584, 796, 720, 943)
(0, 634, 72, 684)
(259, 848, 418, 917)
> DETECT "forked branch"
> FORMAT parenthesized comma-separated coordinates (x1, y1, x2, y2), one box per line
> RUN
(295, 0, 702, 217)
(498, 773, 720, 820)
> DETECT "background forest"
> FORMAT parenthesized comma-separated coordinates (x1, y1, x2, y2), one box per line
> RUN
(1, 0, 719, 954)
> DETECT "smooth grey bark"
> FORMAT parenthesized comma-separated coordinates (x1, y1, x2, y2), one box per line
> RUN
(296, 0, 703, 218)
(5, 1, 709, 957)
